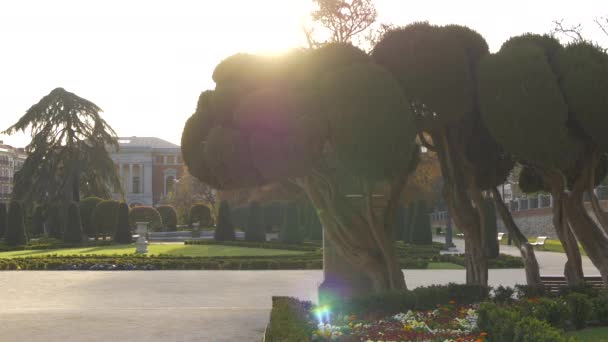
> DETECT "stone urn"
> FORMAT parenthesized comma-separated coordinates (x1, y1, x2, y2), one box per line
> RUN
(135, 222, 149, 254)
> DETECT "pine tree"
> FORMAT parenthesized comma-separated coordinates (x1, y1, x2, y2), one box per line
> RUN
(5, 201, 27, 246)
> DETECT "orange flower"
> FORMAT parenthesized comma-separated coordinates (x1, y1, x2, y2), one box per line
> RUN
(449, 300, 456, 305)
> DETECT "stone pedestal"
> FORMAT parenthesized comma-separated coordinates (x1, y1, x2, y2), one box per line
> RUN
(191, 222, 201, 238)
(318, 230, 373, 304)
(135, 222, 149, 254)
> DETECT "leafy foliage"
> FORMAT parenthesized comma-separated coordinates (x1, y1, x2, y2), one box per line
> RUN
(214, 201, 235, 241)
(245, 201, 266, 242)
(0, 202, 6, 238)
(114, 202, 132, 244)
(156, 205, 178, 231)
(128, 206, 162, 232)
(409, 200, 432, 245)
(92, 200, 120, 238)
(30, 205, 45, 237)
(189, 204, 212, 227)
(5, 201, 27, 246)
(79, 197, 103, 237)
(482, 199, 499, 259)
(280, 203, 304, 244)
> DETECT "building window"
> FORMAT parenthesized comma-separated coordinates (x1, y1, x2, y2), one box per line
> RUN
(155, 156, 163, 164)
(133, 176, 140, 194)
(165, 176, 175, 195)
(167, 156, 175, 164)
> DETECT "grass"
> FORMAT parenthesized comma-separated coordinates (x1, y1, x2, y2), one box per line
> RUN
(426, 262, 464, 270)
(497, 237, 587, 255)
(0, 243, 306, 259)
(568, 327, 608, 341)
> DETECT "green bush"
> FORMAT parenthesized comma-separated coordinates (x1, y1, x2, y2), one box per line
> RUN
(410, 200, 432, 245)
(280, 203, 303, 244)
(156, 205, 178, 231)
(5, 201, 27, 246)
(265, 297, 314, 342)
(493, 285, 516, 304)
(513, 318, 575, 342)
(515, 284, 547, 299)
(30, 205, 45, 237)
(128, 206, 162, 232)
(92, 200, 120, 239)
(520, 297, 569, 329)
(565, 292, 593, 330)
(63, 202, 83, 243)
(0, 202, 6, 238)
(184, 239, 320, 252)
(46, 205, 63, 239)
(114, 202, 132, 243)
(592, 290, 608, 324)
(79, 197, 103, 237)
(189, 204, 211, 227)
(214, 201, 235, 241)
(477, 302, 520, 342)
(245, 201, 265, 242)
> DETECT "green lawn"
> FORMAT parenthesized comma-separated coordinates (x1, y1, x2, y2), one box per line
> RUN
(427, 262, 464, 270)
(568, 327, 608, 341)
(0, 244, 306, 259)
(498, 237, 587, 255)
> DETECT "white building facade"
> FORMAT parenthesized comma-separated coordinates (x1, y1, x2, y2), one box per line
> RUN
(0, 142, 26, 203)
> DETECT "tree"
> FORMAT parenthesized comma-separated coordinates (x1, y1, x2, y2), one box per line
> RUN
(214, 201, 236, 242)
(92, 200, 120, 240)
(78, 197, 103, 238)
(63, 202, 83, 243)
(182, 43, 418, 297)
(114, 202, 132, 243)
(163, 166, 216, 224)
(5, 201, 27, 246)
(0, 202, 6, 238)
(478, 35, 608, 285)
(409, 200, 432, 245)
(156, 205, 178, 231)
(4, 88, 121, 224)
(280, 202, 304, 244)
(552, 17, 607, 50)
(481, 199, 499, 259)
(128, 206, 162, 232)
(245, 201, 266, 242)
(189, 204, 212, 227)
(30, 205, 45, 237)
(46, 205, 63, 239)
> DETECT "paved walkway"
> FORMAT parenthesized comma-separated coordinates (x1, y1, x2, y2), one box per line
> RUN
(0, 269, 526, 342)
(433, 236, 600, 275)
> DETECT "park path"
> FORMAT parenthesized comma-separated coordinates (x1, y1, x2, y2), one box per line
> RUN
(0, 269, 525, 342)
(433, 236, 600, 275)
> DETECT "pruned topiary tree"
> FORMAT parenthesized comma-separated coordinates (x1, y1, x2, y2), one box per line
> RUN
(245, 201, 265, 242)
(280, 202, 304, 244)
(92, 200, 120, 240)
(78, 197, 103, 238)
(63, 202, 83, 243)
(181, 42, 419, 297)
(156, 205, 178, 231)
(114, 202, 132, 243)
(214, 200, 235, 242)
(409, 200, 432, 245)
(478, 34, 608, 285)
(30, 205, 45, 237)
(5, 201, 27, 246)
(189, 204, 212, 227)
(0, 202, 6, 239)
(128, 206, 162, 232)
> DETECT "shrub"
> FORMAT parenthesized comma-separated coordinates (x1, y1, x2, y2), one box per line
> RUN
(265, 297, 314, 342)
(30, 205, 45, 236)
(46, 205, 63, 239)
(63, 202, 83, 243)
(520, 297, 569, 329)
(5, 201, 27, 246)
(483, 199, 499, 258)
(402, 202, 417, 243)
(92, 200, 120, 239)
(156, 205, 178, 231)
(128, 206, 162, 232)
(79, 197, 103, 237)
(214, 201, 235, 241)
(0, 202, 6, 238)
(245, 201, 265, 242)
(492, 285, 516, 304)
(565, 292, 592, 329)
(189, 204, 211, 227)
(513, 318, 575, 342)
(410, 200, 432, 245)
(592, 290, 608, 324)
(184, 239, 319, 252)
(280, 203, 303, 244)
(114, 202, 132, 243)
(515, 284, 547, 299)
(477, 302, 520, 342)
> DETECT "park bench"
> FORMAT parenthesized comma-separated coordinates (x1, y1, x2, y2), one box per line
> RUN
(540, 275, 604, 294)
(497, 232, 505, 241)
(529, 236, 548, 246)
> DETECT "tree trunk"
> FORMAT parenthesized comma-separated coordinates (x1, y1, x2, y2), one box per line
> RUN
(588, 190, 608, 235)
(566, 153, 608, 286)
(492, 188, 543, 288)
(297, 177, 406, 302)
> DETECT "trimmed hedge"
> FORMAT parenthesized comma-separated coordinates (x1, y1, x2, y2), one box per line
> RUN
(92, 200, 120, 239)
(63, 202, 83, 243)
(280, 203, 303, 244)
(189, 204, 211, 227)
(184, 240, 320, 252)
(6, 201, 27, 246)
(114, 202, 132, 243)
(0, 202, 6, 238)
(46, 205, 63, 239)
(410, 200, 432, 245)
(79, 197, 103, 237)
(30, 205, 45, 237)
(215, 201, 235, 241)
(245, 201, 265, 242)
(483, 199, 499, 258)
(265, 297, 313, 342)
(129, 206, 162, 232)
(156, 205, 178, 231)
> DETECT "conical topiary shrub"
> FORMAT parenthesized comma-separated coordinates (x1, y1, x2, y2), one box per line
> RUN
(114, 202, 132, 243)
(30, 205, 45, 237)
(214, 200, 235, 241)
(0, 202, 6, 239)
(47, 205, 63, 239)
(410, 200, 432, 245)
(79, 197, 103, 238)
(483, 199, 499, 259)
(245, 201, 265, 242)
(189, 204, 211, 227)
(156, 205, 178, 231)
(5, 201, 27, 246)
(280, 203, 303, 244)
(63, 202, 83, 243)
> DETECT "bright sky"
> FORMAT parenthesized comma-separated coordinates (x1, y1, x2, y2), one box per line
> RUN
(0, 0, 606, 148)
